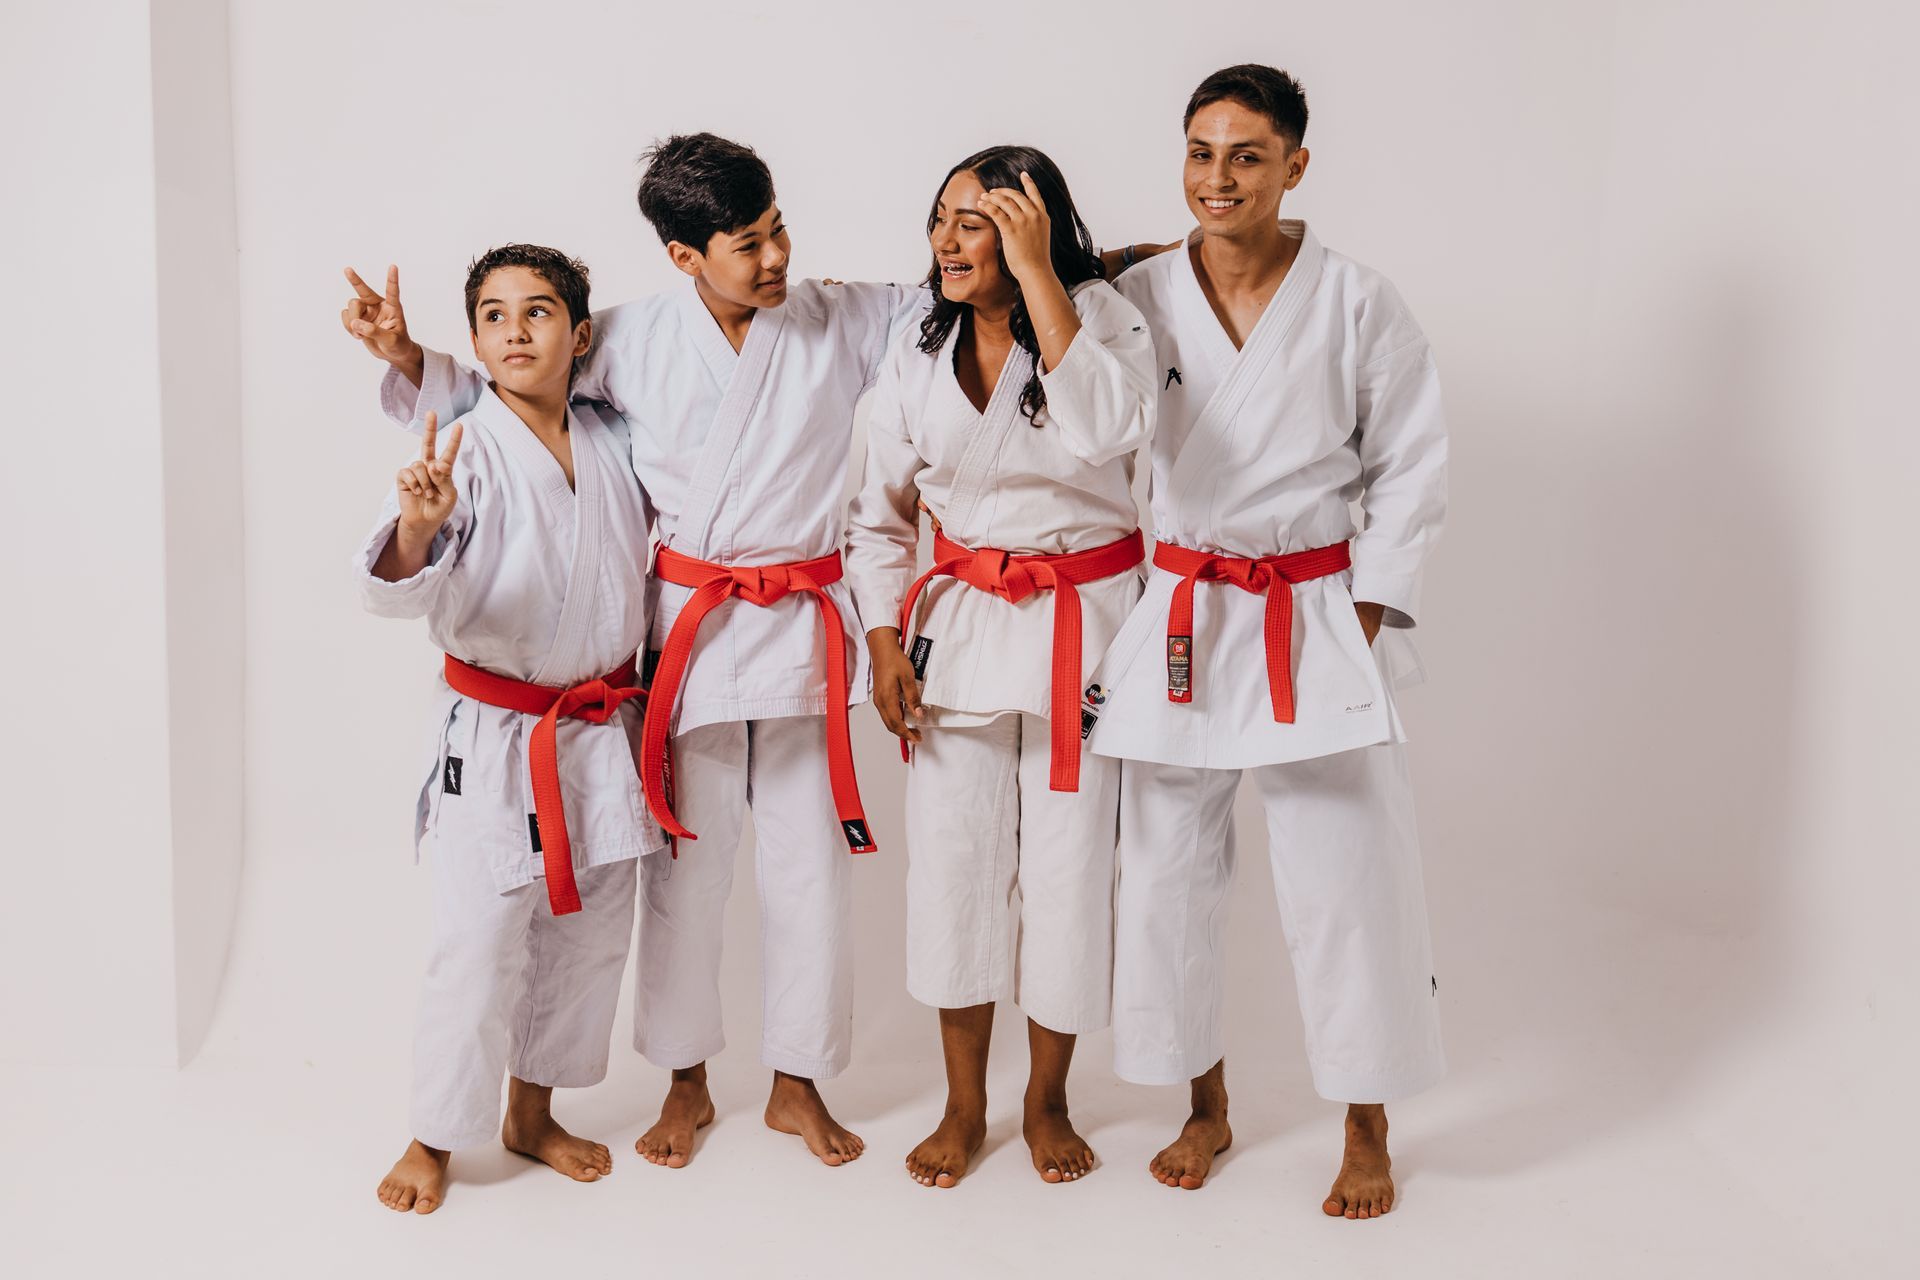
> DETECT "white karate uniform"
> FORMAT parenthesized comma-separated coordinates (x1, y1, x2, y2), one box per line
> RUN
(1093, 223, 1448, 1100)
(384, 277, 917, 1079)
(354, 388, 660, 1150)
(846, 279, 1155, 1031)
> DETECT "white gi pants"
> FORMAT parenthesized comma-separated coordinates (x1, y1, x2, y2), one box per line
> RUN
(411, 853, 638, 1151)
(1112, 743, 1445, 1102)
(905, 712, 1119, 1034)
(633, 715, 855, 1079)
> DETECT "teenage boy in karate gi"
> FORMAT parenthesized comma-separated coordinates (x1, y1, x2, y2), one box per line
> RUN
(1088, 64, 1449, 1217)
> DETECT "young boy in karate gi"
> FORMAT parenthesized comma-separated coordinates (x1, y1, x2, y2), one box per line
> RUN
(1088, 64, 1449, 1217)
(356, 246, 661, 1213)
(346, 134, 919, 1169)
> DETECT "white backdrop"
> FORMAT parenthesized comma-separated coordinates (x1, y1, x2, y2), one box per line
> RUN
(4, 1, 1916, 1274)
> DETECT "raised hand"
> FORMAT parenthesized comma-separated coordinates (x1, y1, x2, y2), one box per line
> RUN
(396, 410, 464, 535)
(977, 172, 1055, 289)
(341, 264, 423, 371)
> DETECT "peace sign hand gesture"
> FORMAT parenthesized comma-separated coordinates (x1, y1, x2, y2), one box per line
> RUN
(976, 172, 1055, 290)
(342, 264, 425, 377)
(395, 410, 464, 536)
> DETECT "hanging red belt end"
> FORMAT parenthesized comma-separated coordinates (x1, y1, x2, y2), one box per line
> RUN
(1166, 634, 1194, 703)
(841, 817, 877, 854)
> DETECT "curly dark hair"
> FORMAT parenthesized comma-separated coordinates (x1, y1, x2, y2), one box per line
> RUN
(917, 145, 1103, 423)
(636, 132, 776, 253)
(462, 243, 590, 330)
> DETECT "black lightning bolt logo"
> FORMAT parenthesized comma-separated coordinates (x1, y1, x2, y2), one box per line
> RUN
(1165, 366, 1183, 388)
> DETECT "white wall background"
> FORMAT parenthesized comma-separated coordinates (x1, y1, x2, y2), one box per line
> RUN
(4, 0, 1915, 1272)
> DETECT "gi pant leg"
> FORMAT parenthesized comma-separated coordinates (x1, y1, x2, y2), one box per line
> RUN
(632, 715, 854, 1080)
(1251, 743, 1445, 1102)
(509, 859, 639, 1088)
(906, 713, 1119, 1032)
(411, 847, 635, 1151)
(633, 720, 746, 1071)
(1111, 758, 1242, 1086)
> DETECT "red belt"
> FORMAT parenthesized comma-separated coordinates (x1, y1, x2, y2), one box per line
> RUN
(1153, 540, 1351, 723)
(898, 529, 1144, 792)
(642, 545, 876, 853)
(442, 653, 645, 916)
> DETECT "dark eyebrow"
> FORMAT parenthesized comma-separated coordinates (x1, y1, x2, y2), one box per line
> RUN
(478, 294, 559, 307)
(1188, 138, 1270, 151)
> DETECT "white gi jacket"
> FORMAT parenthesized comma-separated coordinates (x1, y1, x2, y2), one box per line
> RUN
(354, 388, 662, 890)
(1089, 222, 1448, 769)
(383, 277, 919, 735)
(846, 279, 1157, 723)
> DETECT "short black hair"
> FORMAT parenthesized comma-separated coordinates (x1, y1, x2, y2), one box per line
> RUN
(636, 132, 776, 253)
(463, 243, 591, 331)
(1184, 64, 1309, 150)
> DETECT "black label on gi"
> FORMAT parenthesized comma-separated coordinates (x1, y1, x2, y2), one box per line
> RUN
(908, 635, 933, 681)
(642, 649, 663, 689)
(1167, 635, 1193, 698)
(442, 756, 463, 795)
(1080, 682, 1108, 740)
(527, 813, 542, 853)
(842, 819, 873, 851)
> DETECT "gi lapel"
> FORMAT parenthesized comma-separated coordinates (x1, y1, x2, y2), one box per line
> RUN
(1164, 223, 1327, 517)
(938, 328, 1033, 539)
(530, 405, 610, 685)
(673, 285, 786, 561)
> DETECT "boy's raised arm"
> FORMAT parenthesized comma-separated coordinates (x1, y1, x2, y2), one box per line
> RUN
(341, 263, 487, 432)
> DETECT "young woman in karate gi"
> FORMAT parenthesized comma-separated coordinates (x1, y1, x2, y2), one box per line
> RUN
(848, 145, 1157, 1188)
(353, 246, 661, 1213)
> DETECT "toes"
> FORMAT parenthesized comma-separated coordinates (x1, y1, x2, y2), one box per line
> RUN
(933, 1171, 956, 1188)
(1323, 1195, 1345, 1217)
(414, 1193, 439, 1214)
(1178, 1173, 1204, 1190)
(1041, 1165, 1063, 1183)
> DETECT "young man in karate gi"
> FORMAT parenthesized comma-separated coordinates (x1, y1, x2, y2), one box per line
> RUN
(1087, 64, 1449, 1217)
(356, 245, 661, 1213)
(346, 134, 917, 1169)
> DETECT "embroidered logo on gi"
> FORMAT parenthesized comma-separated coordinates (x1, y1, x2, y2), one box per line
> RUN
(1431, 975, 1438, 996)
(527, 813, 543, 853)
(1165, 366, 1183, 388)
(841, 819, 874, 851)
(1080, 682, 1108, 740)
(908, 635, 934, 681)
(442, 756, 463, 796)
(1344, 701, 1375, 713)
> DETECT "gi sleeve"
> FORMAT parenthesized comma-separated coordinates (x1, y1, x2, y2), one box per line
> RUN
(1036, 281, 1157, 466)
(1349, 295, 1448, 629)
(351, 482, 473, 620)
(844, 349, 924, 633)
(379, 347, 486, 434)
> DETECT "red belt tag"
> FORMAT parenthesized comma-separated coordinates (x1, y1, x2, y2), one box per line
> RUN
(841, 818, 874, 852)
(1167, 635, 1193, 703)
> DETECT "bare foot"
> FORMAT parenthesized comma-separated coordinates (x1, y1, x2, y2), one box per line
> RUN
(1150, 1110, 1232, 1189)
(376, 1140, 449, 1214)
(1323, 1103, 1395, 1219)
(637, 1066, 716, 1168)
(502, 1111, 611, 1182)
(905, 1104, 986, 1188)
(764, 1071, 864, 1167)
(1023, 1099, 1095, 1183)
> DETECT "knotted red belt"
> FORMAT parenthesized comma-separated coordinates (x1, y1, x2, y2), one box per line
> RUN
(897, 529, 1143, 792)
(642, 545, 876, 853)
(1153, 540, 1352, 723)
(441, 653, 646, 916)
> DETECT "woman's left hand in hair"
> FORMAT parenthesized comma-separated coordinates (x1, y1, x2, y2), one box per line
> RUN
(979, 173, 1055, 289)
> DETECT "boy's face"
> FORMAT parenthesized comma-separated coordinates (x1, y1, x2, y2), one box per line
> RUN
(468, 265, 590, 395)
(671, 204, 791, 309)
(1183, 99, 1309, 239)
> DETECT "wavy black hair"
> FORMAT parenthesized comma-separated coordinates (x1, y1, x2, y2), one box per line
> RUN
(917, 145, 1104, 423)
(636, 132, 775, 253)
(463, 243, 590, 330)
